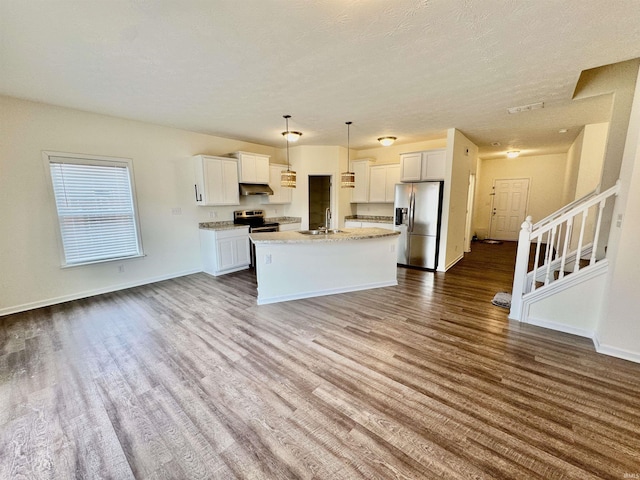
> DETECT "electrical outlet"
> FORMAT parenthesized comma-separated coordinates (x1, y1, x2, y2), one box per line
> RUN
(118, 264, 125, 273)
(265, 254, 272, 265)
(171, 207, 182, 215)
(209, 211, 218, 219)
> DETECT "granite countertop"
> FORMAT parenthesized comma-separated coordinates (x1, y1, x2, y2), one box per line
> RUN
(266, 216, 302, 224)
(250, 227, 399, 244)
(199, 221, 249, 231)
(344, 215, 394, 224)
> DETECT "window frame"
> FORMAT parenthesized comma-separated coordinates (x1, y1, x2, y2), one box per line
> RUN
(43, 151, 145, 268)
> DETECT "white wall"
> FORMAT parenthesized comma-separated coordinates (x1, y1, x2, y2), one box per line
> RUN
(528, 272, 607, 338)
(0, 96, 279, 315)
(596, 63, 640, 363)
(284, 145, 354, 229)
(473, 153, 567, 239)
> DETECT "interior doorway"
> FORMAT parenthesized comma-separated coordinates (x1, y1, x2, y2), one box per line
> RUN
(308, 175, 332, 230)
(489, 178, 530, 241)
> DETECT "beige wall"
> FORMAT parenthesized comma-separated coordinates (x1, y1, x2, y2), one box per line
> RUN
(440, 129, 477, 270)
(576, 122, 609, 198)
(0, 96, 280, 314)
(562, 128, 584, 204)
(473, 153, 567, 239)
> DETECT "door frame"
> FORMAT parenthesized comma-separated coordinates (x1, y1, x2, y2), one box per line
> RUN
(489, 177, 530, 241)
(307, 173, 335, 230)
(464, 173, 476, 252)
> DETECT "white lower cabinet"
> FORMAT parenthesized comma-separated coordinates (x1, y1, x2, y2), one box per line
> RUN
(200, 227, 250, 276)
(278, 223, 301, 232)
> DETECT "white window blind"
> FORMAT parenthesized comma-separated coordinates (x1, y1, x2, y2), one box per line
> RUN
(49, 156, 142, 266)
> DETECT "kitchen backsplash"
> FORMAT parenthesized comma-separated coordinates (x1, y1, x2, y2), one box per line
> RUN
(354, 203, 395, 217)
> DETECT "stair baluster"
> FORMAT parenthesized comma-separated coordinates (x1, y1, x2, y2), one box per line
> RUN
(509, 181, 620, 322)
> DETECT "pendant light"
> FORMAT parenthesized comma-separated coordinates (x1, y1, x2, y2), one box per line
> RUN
(341, 121, 355, 188)
(281, 115, 297, 188)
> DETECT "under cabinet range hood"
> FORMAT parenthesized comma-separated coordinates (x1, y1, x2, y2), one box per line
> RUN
(239, 183, 274, 196)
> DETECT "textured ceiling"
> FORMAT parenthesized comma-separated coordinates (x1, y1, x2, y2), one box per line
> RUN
(1, 1, 639, 159)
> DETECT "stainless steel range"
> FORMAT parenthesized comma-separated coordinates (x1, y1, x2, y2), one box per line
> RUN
(233, 210, 279, 233)
(234, 210, 279, 267)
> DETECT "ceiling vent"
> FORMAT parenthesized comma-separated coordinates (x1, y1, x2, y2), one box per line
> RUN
(507, 102, 544, 114)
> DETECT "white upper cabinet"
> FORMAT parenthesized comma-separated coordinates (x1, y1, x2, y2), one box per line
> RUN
(369, 164, 399, 203)
(400, 149, 446, 182)
(422, 149, 447, 180)
(350, 159, 372, 203)
(261, 164, 292, 204)
(399, 153, 422, 182)
(234, 151, 270, 184)
(193, 155, 239, 206)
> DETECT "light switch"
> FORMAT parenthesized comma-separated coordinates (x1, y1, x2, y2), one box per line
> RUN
(265, 254, 272, 264)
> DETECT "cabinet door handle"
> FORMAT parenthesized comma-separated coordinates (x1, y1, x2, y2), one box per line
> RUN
(194, 184, 202, 202)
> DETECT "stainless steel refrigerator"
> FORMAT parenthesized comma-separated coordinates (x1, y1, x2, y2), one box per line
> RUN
(394, 181, 444, 270)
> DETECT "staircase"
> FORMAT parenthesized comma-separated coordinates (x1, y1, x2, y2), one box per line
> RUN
(509, 181, 620, 323)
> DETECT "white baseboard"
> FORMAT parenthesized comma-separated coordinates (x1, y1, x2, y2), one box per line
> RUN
(526, 316, 595, 339)
(0, 268, 202, 317)
(593, 335, 640, 364)
(257, 280, 398, 305)
(441, 252, 464, 272)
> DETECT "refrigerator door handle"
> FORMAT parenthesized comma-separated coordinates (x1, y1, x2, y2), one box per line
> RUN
(409, 191, 416, 232)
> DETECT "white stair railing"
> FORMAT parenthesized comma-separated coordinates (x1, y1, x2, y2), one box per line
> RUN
(532, 186, 600, 229)
(510, 181, 620, 321)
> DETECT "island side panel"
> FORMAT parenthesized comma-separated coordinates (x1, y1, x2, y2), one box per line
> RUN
(253, 236, 398, 304)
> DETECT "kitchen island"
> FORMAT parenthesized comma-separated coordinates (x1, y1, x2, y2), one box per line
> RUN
(249, 228, 400, 305)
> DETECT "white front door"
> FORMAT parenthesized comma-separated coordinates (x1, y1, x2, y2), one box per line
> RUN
(489, 178, 530, 241)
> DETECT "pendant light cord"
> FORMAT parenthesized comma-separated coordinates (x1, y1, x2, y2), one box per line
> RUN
(284, 115, 291, 172)
(346, 121, 352, 172)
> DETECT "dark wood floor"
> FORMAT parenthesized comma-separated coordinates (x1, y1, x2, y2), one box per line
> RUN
(1, 242, 639, 479)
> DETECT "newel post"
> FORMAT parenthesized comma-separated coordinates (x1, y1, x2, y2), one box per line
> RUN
(509, 216, 533, 321)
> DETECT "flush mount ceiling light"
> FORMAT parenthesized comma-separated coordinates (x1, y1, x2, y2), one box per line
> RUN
(280, 115, 297, 188)
(559, 128, 568, 134)
(341, 121, 355, 188)
(506, 150, 520, 158)
(377, 136, 397, 147)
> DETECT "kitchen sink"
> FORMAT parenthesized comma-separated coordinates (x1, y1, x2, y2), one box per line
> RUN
(298, 229, 344, 235)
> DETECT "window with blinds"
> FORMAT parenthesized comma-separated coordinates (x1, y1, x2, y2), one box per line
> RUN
(48, 154, 143, 266)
